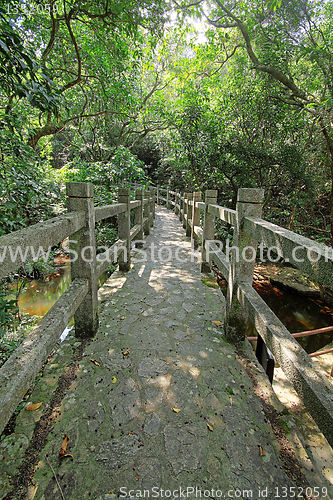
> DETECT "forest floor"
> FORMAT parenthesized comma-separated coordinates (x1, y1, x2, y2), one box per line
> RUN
(0, 207, 332, 500)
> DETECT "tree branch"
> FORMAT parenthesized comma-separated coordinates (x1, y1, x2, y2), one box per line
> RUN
(62, 1, 82, 92)
(196, 44, 243, 77)
(206, 17, 237, 29)
(173, 0, 204, 9)
(212, 0, 311, 102)
(42, 2, 59, 61)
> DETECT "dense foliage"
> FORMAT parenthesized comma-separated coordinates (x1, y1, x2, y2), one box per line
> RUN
(1, 0, 333, 346)
(0, 0, 332, 247)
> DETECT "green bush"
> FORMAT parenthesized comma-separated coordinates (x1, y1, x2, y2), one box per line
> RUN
(65, 146, 148, 198)
(0, 294, 18, 338)
(0, 129, 61, 236)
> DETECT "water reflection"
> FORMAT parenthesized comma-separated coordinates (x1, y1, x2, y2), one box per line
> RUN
(11, 259, 112, 342)
(254, 283, 333, 353)
(17, 260, 112, 318)
(18, 265, 71, 317)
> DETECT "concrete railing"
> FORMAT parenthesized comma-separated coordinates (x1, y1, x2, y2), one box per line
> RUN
(155, 186, 177, 211)
(0, 182, 155, 434)
(156, 186, 333, 448)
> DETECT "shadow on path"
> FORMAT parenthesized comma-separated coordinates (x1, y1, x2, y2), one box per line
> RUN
(1, 207, 332, 500)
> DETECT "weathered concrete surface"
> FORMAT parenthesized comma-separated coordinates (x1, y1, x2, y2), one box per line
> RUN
(238, 282, 333, 447)
(0, 278, 88, 436)
(95, 204, 127, 223)
(225, 188, 264, 342)
(67, 182, 99, 339)
(118, 188, 131, 272)
(243, 216, 333, 290)
(0, 212, 86, 280)
(1, 207, 332, 500)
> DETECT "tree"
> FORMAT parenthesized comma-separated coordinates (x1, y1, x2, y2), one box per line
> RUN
(0, 12, 59, 114)
(1, 0, 169, 151)
(174, 0, 333, 244)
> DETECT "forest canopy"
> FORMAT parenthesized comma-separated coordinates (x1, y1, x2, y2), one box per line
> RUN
(0, 0, 332, 245)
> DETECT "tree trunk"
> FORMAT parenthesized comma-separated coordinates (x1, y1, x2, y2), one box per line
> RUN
(28, 122, 64, 151)
(319, 120, 333, 247)
(330, 168, 333, 247)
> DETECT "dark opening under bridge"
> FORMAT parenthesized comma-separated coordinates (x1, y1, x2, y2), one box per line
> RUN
(0, 183, 332, 500)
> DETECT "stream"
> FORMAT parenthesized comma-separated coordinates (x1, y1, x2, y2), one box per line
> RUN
(253, 281, 333, 353)
(11, 257, 112, 342)
(218, 279, 333, 354)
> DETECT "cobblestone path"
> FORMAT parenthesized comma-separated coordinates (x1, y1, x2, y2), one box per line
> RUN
(1, 207, 332, 500)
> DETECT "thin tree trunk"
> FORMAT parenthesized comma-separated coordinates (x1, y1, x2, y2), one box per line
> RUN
(319, 120, 333, 246)
(330, 170, 333, 247)
(289, 204, 296, 230)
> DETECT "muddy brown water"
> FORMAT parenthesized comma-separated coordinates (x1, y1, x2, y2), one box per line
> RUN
(8, 259, 111, 337)
(218, 279, 333, 354)
(253, 282, 333, 353)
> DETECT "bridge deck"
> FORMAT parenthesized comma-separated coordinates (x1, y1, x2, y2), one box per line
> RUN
(1, 207, 332, 500)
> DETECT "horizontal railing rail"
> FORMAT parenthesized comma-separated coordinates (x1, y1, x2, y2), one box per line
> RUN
(94, 203, 127, 222)
(0, 182, 155, 434)
(0, 212, 86, 280)
(0, 278, 88, 431)
(156, 186, 333, 448)
(243, 216, 333, 289)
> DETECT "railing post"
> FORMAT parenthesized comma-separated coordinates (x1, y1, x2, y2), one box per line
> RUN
(178, 193, 182, 221)
(66, 182, 99, 338)
(150, 186, 155, 220)
(180, 192, 184, 223)
(201, 190, 217, 273)
(225, 188, 264, 342)
(183, 193, 188, 229)
(148, 188, 154, 227)
(166, 187, 169, 209)
(118, 188, 131, 272)
(191, 191, 202, 249)
(186, 192, 193, 237)
(156, 186, 159, 205)
(143, 190, 150, 235)
(134, 189, 144, 248)
(175, 192, 179, 215)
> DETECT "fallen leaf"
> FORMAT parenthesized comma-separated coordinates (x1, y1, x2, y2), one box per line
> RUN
(120, 316, 125, 320)
(27, 484, 38, 500)
(26, 402, 42, 411)
(59, 434, 73, 459)
(171, 407, 181, 413)
(90, 359, 101, 366)
(123, 349, 130, 358)
(212, 321, 222, 326)
(259, 444, 266, 456)
(207, 423, 213, 431)
(112, 376, 117, 384)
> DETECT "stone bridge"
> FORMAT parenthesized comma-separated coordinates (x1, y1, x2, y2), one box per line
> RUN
(1, 204, 332, 500)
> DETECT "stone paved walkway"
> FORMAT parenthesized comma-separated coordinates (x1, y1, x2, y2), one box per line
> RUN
(1, 207, 332, 500)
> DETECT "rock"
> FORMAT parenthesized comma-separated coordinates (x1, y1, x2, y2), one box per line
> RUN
(109, 378, 141, 425)
(95, 434, 142, 467)
(138, 358, 168, 378)
(164, 423, 207, 474)
(144, 412, 161, 436)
